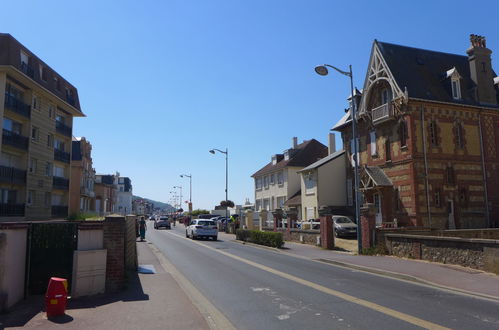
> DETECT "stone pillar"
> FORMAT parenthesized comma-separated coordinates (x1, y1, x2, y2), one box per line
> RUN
(360, 203, 376, 252)
(272, 209, 283, 231)
(124, 215, 138, 271)
(320, 215, 334, 250)
(245, 210, 254, 230)
(259, 210, 268, 231)
(103, 215, 126, 292)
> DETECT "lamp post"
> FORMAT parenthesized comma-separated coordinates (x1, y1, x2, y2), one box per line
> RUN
(180, 174, 192, 213)
(209, 148, 229, 225)
(315, 64, 362, 253)
(173, 186, 183, 211)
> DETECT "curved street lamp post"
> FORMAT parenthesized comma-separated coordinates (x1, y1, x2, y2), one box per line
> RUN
(315, 64, 362, 253)
(180, 174, 192, 213)
(209, 148, 229, 228)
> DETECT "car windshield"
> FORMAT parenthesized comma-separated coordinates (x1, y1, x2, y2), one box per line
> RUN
(159, 217, 168, 221)
(197, 221, 214, 226)
(335, 217, 353, 224)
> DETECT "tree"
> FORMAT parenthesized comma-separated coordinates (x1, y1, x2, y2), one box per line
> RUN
(220, 200, 235, 208)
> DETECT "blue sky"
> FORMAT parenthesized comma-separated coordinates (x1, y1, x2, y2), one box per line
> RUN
(4, 1, 498, 210)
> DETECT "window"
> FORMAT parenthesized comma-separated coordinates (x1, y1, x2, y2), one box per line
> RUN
(47, 134, 54, 148)
(45, 162, 53, 177)
(284, 150, 290, 161)
(1, 152, 20, 167)
(31, 126, 39, 141)
(255, 177, 262, 190)
(45, 192, 51, 207)
(27, 190, 35, 205)
(399, 120, 408, 147)
(277, 172, 284, 185)
(263, 176, 269, 189)
(270, 174, 275, 185)
(370, 131, 377, 156)
(29, 158, 37, 173)
(276, 196, 285, 208)
(48, 105, 55, 119)
(255, 199, 262, 211)
(429, 120, 438, 147)
(434, 188, 441, 208)
(54, 77, 61, 91)
(455, 122, 465, 149)
(39, 64, 48, 82)
(385, 138, 391, 161)
(446, 166, 455, 185)
(20, 50, 29, 66)
(56, 114, 65, 124)
(263, 199, 270, 211)
(305, 173, 316, 195)
(54, 138, 65, 151)
(3, 118, 22, 134)
(53, 165, 64, 178)
(459, 188, 468, 207)
(33, 95, 40, 110)
(0, 189, 17, 204)
(451, 78, 461, 99)
(381, 88, 391, 104)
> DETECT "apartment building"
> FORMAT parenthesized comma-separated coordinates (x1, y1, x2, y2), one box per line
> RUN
(251, 137, 328, 220)
(69, 137, 95, 215)
(94, 174, 116, 215)
(0, 33, 84, 221)
(334, 35, 499, 229)
(116, 175, 132, 215)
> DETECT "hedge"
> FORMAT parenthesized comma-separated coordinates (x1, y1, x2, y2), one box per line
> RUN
(236, 229, 284, 248)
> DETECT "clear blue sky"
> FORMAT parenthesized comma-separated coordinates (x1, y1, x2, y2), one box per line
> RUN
(4, 1, 498, 210)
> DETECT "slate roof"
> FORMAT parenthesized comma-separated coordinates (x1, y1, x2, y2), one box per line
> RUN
(376, 41, 499, 108)
(365, 166, 393, 187)
(251, 139, 328, 177)
(284, 190, 301, 206)
(298, 150, 345, 172)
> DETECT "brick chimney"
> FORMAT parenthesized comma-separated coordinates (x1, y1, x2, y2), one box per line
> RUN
(292, 137, 298, 149)
(466, 34, 497, 105)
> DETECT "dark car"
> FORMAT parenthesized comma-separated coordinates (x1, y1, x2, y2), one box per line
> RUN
(154, 216, 171, 230)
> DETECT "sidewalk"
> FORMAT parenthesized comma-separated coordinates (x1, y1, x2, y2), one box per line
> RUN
(219, 231, 499, 301)
(0, 241, 209, 330)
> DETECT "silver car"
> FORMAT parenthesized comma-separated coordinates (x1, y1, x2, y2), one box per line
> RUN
(333, 216, 357, 238)
(186, 219, 218, 240)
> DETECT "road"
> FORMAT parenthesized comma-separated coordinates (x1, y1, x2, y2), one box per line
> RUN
(146, 223, 499, 330)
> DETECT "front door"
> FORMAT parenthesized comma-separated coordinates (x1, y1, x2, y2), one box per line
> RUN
(374, 193, 382, 226)
(447, 199, 456, 229)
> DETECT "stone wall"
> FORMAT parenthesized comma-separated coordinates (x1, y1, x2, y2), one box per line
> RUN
(384, 233, 499, 274)
(274, 229, 320, 246)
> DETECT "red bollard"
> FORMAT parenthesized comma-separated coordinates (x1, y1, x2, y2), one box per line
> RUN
(45, 277, 68, 317)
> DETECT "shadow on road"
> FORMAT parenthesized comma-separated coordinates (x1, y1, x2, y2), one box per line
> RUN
(0, 271, 148, 328)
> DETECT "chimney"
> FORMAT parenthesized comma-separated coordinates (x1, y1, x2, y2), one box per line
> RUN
(328, 133, 336, 155)
(292, 137, 298, 149)
(466, 34, 497, 105)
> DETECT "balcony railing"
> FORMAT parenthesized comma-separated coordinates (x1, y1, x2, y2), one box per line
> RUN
(4, 94, 31, 118)
(0, 203, 25, 217)
(0, 166, 26, 185)
(80, 186, 95, 197)
(51, 205, 68, 218)
(20, 62, 34, 78)
(54, 149, 70, 163)
(53, 176, 69, 190)
(56, 121, 72, 137)
(2, 129, 29, 150)
(371, 103, 393, 125)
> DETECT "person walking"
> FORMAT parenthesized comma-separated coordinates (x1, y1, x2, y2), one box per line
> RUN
(139, 216, 147, 242)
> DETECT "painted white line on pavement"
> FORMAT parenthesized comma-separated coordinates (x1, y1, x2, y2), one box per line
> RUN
(164, 230, 450, 330)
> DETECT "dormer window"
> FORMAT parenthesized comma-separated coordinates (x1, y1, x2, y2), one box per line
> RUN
(272, 155, 277, 165)
(446, 67, 462, 100)
(284, 150, 290, 161)
(381, 88, 391, 104)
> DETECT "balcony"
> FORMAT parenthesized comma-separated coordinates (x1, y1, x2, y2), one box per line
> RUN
(53, 176, 69, 190)
(54, 148, 70, 163)
(371, 103, 394, 125)
(0, 203, 25, 217)
(2, 129, 29, 150)
(80, 186, 95, 198)
(20, 62, 34, 78)
(4, 94, 31, 118)
(55, 121, 72, 137)
(0, 166, 26, 185)
(51, 205, 68, 218)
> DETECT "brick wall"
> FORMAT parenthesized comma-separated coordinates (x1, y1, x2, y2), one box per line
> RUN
(124, 215, 138, 271)
(103, 216, 125, 292)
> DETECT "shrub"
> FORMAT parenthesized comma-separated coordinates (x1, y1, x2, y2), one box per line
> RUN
(236, 229, 284, 248)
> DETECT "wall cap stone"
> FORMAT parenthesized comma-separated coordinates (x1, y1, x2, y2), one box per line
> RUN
(385, 233, 499, 244)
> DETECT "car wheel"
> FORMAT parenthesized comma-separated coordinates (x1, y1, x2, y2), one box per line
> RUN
(192, 233, 196, 240)
(185, 230, 188, 238)
(334, 229, 339, 238)
(213, 236, 218, 241)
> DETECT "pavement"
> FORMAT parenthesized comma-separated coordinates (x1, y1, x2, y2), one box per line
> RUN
(0, 239, 210, 330)
(217, 230, 499, 302)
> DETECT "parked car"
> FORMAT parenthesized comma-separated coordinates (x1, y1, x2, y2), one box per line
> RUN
(186, 219, 218, 240)
(333, 216, 357, 238)
(155, 216, 171, 230)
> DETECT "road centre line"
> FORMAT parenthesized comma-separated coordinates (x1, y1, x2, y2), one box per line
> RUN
(165, 231, 450, 330)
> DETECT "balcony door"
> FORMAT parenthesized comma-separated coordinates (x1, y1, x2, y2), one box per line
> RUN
(374, 193, 382, 226)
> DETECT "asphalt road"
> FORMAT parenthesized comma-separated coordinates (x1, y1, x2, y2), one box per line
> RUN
(146, 224, 499, 330)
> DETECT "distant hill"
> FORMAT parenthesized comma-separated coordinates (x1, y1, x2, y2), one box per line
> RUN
(132, 195, 173, 211)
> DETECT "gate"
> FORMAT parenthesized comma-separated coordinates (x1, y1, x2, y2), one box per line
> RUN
(26, 222, 78, 295)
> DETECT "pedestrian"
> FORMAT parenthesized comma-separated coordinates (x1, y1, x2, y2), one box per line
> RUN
(139, 216, 147, 242)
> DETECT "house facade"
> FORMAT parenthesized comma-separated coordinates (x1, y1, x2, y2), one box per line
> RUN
(69, 137, 95, 215)
(116, 176, 132, 215)
(252, 137, 328, 220)
(0, 33, 84, 221)
(94, 174, 117, 215)
(334, 35, 499, 229)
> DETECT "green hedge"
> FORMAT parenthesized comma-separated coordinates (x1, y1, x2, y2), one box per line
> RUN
(236, 229, 284, 248)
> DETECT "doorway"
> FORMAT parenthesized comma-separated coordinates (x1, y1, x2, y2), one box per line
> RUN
(374, 193, 382, 226)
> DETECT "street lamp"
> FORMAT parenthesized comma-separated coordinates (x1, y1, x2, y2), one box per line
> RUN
(173, 186, 183, 211)
(180, 174, 192, 213)
(209, 148, 229, 224)
(315, 63, 362, 253)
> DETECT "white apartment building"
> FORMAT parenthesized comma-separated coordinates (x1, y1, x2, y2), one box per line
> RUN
(252, 137, 328, 220)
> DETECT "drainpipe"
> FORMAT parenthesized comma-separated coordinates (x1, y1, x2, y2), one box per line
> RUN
(478, 113, 491, 227)
(420, 106, 432, 228)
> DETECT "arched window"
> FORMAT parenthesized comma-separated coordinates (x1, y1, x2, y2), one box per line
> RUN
(455, 122, 465, 148)
(399, 120, 408, 147)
